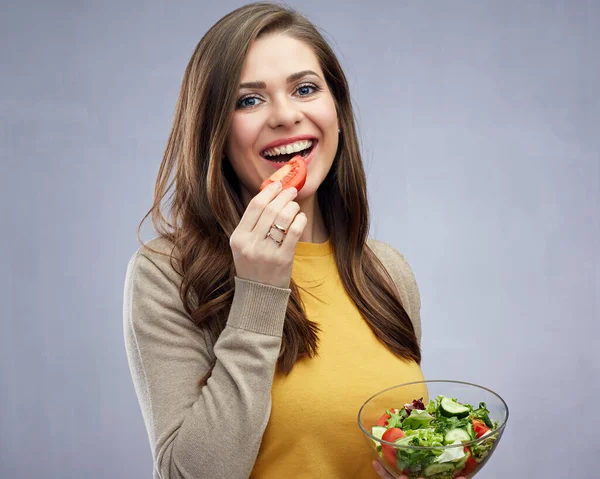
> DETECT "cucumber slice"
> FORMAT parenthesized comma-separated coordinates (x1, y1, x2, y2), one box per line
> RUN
(371, 425, 387, 451)
(444, 428, 471, 444)
(439, 397, 470, 418)
(371, 426, 387, 441)
(481, 411, 494, 428)
(466, 422, 475, 440)
(423, 462, 455, 475)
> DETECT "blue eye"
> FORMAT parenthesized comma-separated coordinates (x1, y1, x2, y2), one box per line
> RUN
(297, 84, 317, 96)
(237, 96, 262, 109)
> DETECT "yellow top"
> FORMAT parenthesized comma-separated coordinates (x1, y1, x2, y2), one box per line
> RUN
(250, 239, 427, 478)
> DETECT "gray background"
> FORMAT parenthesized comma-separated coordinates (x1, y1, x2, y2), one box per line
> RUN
(1, 0, 598, 477)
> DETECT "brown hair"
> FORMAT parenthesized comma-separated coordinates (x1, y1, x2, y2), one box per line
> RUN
(140, 1, 420, 376)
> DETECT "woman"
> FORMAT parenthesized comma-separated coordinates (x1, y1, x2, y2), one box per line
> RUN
(124, 3, 458, 478)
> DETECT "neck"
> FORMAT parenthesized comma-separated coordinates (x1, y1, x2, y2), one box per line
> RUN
(297, 193, 328, 243)
(240, 186, 328, 244)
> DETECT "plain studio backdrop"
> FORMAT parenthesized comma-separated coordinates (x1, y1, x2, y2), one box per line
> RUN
(1, 0, 598, 477)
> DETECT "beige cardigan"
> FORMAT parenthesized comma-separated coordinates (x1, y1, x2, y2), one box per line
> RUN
(123, 237, 422, 479)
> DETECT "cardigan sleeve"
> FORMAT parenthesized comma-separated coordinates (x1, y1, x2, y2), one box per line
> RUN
(123, 238, 291, 479)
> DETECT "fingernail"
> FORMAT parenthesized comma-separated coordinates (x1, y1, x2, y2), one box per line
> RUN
(289, 187, 297, 195)
(272, 181, 282, 190)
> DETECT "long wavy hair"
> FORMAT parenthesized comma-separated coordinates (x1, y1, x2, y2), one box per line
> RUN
(139, 2, 421, 376)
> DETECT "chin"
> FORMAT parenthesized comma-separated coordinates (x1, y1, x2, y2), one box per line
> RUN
(296, 175, 322, 202)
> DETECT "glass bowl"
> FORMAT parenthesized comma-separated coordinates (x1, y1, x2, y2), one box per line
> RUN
(357, 380, 509, 479)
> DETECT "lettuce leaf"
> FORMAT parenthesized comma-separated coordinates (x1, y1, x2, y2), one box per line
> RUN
(401, 409, 434, 430)
(432, 415, 470, 435)
(471, 436, 495, 462)
(404, 397, 426, 412)
(470, 402, 494, 428)
(435, 442, 466, 463)
(394, 430, 444, 472)
(426, 396, 440, 415)
(385, 409, 406, 429)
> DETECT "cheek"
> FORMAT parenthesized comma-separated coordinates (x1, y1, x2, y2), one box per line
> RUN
(228, 115, 259, 152)
(312, 97, 338, 131)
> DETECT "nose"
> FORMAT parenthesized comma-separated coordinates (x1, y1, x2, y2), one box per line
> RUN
(267, 94, 303, 129)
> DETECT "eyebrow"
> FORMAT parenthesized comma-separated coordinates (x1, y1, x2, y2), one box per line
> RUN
(239, 70, 322, 90)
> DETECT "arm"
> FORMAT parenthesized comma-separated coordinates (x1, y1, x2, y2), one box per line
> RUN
(123, 248, 290, 479)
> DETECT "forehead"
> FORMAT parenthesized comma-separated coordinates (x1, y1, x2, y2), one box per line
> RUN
(240, 33, 323, 82)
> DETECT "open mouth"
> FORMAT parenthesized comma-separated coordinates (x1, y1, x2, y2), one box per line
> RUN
(261, 139, 317, 164)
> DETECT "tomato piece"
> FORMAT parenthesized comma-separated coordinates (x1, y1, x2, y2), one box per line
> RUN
(456, 446, 478, 476)
(381, 428, 405, 467)
(376, 413, 391, 427)
(259, 156, 307, 192)
(382, 427, 405, 443)
(472, 419, 491, 438)
(382, 443, 397, 467)
(375, 408, 399, 427)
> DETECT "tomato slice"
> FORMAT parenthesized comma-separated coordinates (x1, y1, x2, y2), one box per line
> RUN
(382, 427, 405, 443)
(376, 413, 391, 427)
(259, 156, 307, 192)
(456, 446, 478, 476)
(381, 427, 405, 467)
(472, 419, 491, 438)
(375, 408, 399, 427)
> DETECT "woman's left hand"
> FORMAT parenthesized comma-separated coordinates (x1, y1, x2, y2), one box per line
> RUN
(371, 460, 466, 479)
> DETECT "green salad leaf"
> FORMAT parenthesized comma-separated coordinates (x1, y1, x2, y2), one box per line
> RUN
(471, 436, 496, 462)
(431, 415, 470, 435)
(470, 402, 494, 428)
(401, 409, 434, 430)
(425, 396, 440, 415)
(435, 443, 466, 463)
(385, 409, 406, 429)
(395, 429, 444, 472)
(427, 471, 455, 479)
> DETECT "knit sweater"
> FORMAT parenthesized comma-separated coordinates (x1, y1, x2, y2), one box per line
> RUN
(123, 237, 423, 479)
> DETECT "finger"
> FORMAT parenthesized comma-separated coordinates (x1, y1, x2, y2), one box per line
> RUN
(264, 201, 301, 244)
(237, 181, 282, 232)
(254, 187, 298, 236)
(278, 210, 307, 254)
(371, 460, 389, 478)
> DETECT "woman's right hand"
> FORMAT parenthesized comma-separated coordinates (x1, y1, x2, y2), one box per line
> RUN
(230, 181, 307, 289)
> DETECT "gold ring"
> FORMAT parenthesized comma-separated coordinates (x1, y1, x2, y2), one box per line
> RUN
(271, 223, 288, 234)
(266, 231, 284, 245)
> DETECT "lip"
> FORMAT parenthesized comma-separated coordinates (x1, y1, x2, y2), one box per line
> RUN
(260, 135, 317, 152)
(262, 140, 318, 168)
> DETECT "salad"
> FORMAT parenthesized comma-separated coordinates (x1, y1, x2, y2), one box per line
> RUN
(370, 395, 499, 479)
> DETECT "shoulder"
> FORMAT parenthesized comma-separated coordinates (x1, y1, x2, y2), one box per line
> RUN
(134, 236, 178, 261)
(123, 238, 211, 372)
(123, 236, 201, 341)
(124, 237, 186, 317)
(367, 239, 417, 288)
(127, 236, 181, 284)
(366, 239, 422, 341)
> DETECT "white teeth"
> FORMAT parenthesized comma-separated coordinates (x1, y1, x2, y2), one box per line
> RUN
(263, 140, 313, 157)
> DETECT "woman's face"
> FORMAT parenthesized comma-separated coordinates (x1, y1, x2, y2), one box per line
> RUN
(226, 33, 339, 204)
